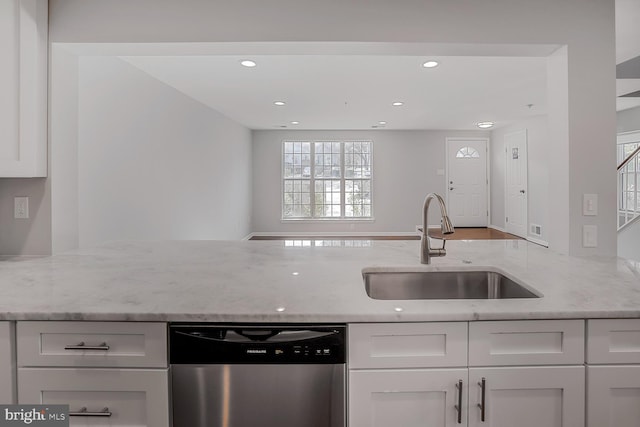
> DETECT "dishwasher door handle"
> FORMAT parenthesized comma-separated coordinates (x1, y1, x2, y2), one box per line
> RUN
(175, 329, 340, 343)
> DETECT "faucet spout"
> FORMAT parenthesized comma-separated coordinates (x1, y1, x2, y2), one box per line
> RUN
(421, 193, 455, 264)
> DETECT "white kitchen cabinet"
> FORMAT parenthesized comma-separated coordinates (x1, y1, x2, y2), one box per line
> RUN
(0, 322, 16, 404)
(468, 366, 585, 427)
(469, 319, 584, 366)
(0, 0, 48, 177)
(586, 319, 640, 427)
(16, 321, 170, 427)
(349, 368, 467, 427)
(587, 366, 640, 427)
(18, 368, 170, 427)
(349, 322, 468, 369)
(349, 320, 586, 427)
(17, 321, 167, 368)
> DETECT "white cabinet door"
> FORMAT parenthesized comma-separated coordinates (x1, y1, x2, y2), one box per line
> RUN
(468, 366, 585, 427)
(349, 369, 467, 427)
(587, 366, 640, 427)
(349, 322, 468, 369)
(18, 368, 170, 427)
(0, 322, 16, 404)
(0, 0, 47, 177)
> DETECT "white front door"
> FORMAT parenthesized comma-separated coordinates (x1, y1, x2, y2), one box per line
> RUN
(504, 130, 528, 238)
(446, 138, 488, 227)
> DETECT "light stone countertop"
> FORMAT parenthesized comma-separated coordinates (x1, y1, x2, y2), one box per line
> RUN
(1, 239, 639, 322)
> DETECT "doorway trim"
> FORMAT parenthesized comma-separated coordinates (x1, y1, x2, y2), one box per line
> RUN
(504, 129, 528, 239)
(445, 137, 491, 227)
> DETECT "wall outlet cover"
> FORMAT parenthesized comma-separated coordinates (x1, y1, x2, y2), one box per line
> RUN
(583, 194, 598, 216)
(14, 197, 29, 219)
(582, 224, 597, 248)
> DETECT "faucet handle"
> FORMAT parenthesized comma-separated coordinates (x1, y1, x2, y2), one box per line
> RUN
(428, 235, 446, 251)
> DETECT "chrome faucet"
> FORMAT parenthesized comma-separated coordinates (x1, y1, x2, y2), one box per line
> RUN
(421, 193, 455, 264)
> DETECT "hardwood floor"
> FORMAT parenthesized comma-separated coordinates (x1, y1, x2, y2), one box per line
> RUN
(250, 228, 522, 241)
(429, 227, 522, 240)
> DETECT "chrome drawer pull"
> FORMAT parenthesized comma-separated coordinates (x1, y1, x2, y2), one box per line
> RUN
(478, 377, 486, 422)
(64, 342, 110, 351)
(69, 407, 112, 417)
(454, 379, 463, 424)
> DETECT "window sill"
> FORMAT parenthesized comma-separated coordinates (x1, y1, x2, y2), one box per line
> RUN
(280, 217, 375, 223)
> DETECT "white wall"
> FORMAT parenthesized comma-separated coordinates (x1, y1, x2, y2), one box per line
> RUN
(619, 219, 640, 261)
(490, 116, 549, 244)
(42, 0, 617, 256)
(73, 56, 252, 247)
(618, 106, 640, 133)
(0, 178, 51, 255)
(252, 130, 488, 234)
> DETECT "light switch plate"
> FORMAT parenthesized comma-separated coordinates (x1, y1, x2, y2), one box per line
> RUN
(583, 194, 598, 216)
(582, 225, 597, 248)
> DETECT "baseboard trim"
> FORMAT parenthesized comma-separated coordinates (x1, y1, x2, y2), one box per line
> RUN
(527, 236, 549, 247)
(241, 233, 254, 241)
(249, 231, 419, 238)
(488, 224, 506, 233)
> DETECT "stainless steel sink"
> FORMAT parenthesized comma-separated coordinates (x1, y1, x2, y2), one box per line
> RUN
(363, 270, 540, 300)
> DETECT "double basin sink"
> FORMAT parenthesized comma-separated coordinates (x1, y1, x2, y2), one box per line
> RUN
(363, 269, 540, 300)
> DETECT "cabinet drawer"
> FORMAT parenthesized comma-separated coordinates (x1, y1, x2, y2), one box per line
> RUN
(0, 321, 16, 404)
(469, 320, 584, 366)
(588, 319, 640, 364)
(17, 322, 167, 368)
(18, 368, 169, 427)
(348, 323, 467, 369)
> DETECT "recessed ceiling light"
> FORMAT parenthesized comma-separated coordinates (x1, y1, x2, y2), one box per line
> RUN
(477, 121, 495, 129)
(240, 60, 257, 68)
(291, 121, 300, 125)
(422, 60, 439, 68)
(378, 121, 387, 125)
(274, 101, 286, 106)
(392, 102, 404, 107)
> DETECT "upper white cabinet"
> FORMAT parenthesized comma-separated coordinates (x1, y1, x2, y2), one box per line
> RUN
(0, 0, 48, 177)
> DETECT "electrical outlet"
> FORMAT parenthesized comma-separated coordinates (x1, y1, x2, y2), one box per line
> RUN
(582, 225, 597, 248)
(14, 197, 29, 219)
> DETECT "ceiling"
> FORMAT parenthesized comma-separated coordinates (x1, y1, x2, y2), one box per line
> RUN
(122, 54, 547, 131)
(88, 0, 640, 131)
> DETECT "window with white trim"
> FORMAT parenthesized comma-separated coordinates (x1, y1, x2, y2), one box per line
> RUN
(283, 141, 372, 219)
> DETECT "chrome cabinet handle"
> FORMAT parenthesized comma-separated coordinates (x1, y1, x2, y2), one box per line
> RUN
(478, 377, 486, 422)
(64, 342, 110, 351)
(455, 379, 463, 424)
(69, 407, 112, 417)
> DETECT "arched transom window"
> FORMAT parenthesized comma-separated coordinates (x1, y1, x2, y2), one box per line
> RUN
(455, 146, 480, 158)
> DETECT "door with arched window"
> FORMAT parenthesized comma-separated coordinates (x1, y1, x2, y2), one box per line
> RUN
(446, 138, 489, 227)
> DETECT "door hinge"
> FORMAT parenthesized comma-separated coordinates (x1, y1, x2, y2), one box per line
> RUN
(506, 216, 509, 222)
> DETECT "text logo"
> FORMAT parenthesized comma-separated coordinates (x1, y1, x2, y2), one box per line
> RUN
(0, 406, 68, 426)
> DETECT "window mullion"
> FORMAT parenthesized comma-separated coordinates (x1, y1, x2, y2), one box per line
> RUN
(340, 141, 345, 218)
(310, 142, 316, 218)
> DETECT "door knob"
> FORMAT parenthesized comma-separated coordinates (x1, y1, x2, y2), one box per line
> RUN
(450, 187, 455, 191)
(520, 189, 526, 194)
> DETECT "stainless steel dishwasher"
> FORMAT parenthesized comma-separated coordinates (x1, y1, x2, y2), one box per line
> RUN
(170, 324, 346, 427)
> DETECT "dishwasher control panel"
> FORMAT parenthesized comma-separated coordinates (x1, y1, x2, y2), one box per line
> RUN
(170, 324, 346, 364)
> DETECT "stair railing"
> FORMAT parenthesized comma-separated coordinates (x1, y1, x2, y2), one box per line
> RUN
(618, 146, 640, 230)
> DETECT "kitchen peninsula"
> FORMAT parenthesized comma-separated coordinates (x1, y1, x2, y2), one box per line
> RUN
(1, 239, 639, 322)
(2, 239, 640, 427)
